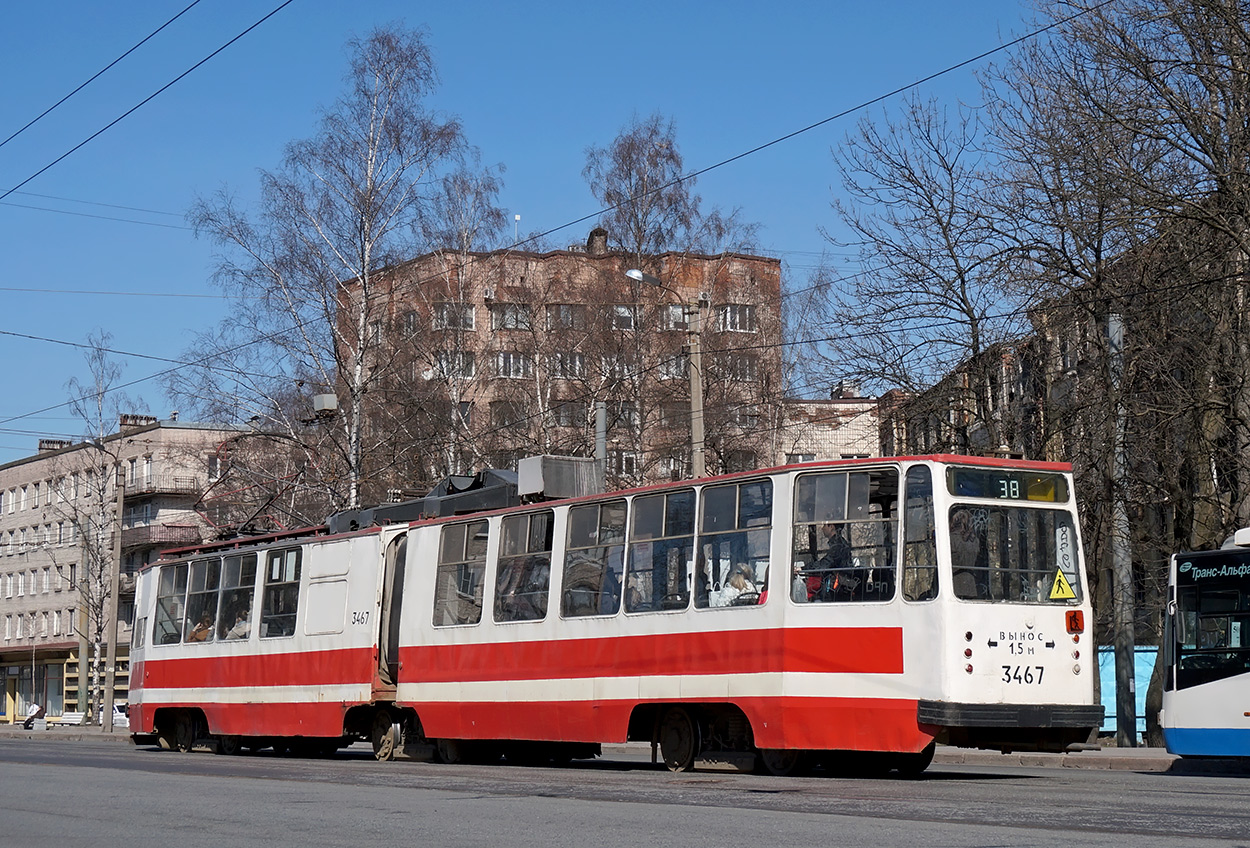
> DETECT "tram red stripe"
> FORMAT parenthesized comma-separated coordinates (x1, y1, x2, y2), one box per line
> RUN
(139, 647, 375, 689)
(401, 626, 903, 682)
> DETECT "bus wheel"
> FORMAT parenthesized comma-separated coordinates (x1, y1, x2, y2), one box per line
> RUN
(893, 742, 935, 777)
(372, 710, 400, 762)
(757, 748, 805, 777)
(659, 707, 699, 772)
(216, 735, 241, 756)
(174, 713, 195, 753)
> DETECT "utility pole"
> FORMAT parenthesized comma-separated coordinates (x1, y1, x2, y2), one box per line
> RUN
(1108, 313, 1137, 747)
(102, 465, 124, 732)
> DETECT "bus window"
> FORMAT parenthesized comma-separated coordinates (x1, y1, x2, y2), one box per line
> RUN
(949, 506, 1081, 603)
(184, 557, 221, 643)
(696, 479, 772, 608)
(434, 520, 489, 626)
(261, 548, 301, 638)
(903, 465, 938, 601)
(495, 510, 553, 623)
(153, 563, 188, 644)
(219, 553, 257, 640)
(561, 500, 626, 617)
(627, 489, 695, 612)
(791, 469, 897, 603)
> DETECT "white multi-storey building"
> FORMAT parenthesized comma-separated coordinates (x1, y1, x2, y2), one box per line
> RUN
(0, 415, 238, 723)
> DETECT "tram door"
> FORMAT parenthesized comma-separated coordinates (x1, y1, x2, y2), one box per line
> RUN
(377, 533, 407, 686)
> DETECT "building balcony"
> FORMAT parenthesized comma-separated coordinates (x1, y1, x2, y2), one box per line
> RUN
(124, 475, 202, 499)
(120, 523, 202, 549)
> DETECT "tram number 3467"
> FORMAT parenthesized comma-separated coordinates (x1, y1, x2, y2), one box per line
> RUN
(1002, 665, 1045, 685)
(351, 610, 370, 626)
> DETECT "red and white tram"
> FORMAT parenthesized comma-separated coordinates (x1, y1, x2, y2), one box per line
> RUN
(128, 455, 1101, 774)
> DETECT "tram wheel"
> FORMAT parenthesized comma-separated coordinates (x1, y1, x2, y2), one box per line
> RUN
(372, 710, 400, 762)
(174, 713, 195, 753)
(436, 739, 463, 764)
(757, 748, 805, 777)
(215, 735, 241, 756)
(658, 707, 699, 772)
(893, 742, 935, 777)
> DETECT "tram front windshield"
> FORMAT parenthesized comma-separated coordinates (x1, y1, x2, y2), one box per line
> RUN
(1172, 550, 1250, 690)
(948, 505, 1081, 603)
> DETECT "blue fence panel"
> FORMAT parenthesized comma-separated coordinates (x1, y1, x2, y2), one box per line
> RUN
(1097, 646, 1156, 736)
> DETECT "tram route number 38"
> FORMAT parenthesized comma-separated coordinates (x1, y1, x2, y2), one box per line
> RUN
(1002, 665, 1045, 684)
(351, 610, 370, 626)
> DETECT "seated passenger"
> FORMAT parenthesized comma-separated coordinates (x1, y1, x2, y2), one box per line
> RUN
(187, 612, 214, 642)
(226, 609, 251, 639)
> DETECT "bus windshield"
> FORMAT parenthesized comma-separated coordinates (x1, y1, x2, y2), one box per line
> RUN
(1173, 550, 1250, 690)
(949, 505, 1082, 603)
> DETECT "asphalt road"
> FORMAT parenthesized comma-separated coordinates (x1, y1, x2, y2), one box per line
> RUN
(2, 738, 1248, 848)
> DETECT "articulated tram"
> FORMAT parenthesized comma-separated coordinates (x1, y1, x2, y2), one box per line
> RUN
(128, 455, 1101, 774)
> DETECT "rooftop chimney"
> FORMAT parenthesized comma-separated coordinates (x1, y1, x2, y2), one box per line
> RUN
(586, 227, 608, 256)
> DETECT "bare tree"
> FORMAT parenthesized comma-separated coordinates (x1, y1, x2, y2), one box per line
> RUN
(822, 94, 1025, 451)
(51, 331, 147, 723)
(175, 26, 472, 511)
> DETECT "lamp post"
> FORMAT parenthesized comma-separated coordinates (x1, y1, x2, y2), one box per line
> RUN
(626, 269, 707, 478)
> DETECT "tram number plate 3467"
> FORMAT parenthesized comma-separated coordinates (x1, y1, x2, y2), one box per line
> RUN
(1001, 665, 1045, 684)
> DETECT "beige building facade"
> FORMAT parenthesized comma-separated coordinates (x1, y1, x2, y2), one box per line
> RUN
(0, 415, 238, 723)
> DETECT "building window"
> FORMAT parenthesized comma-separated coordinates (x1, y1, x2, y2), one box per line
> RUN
(601, 354, 636, 381)
(550, 400, 587, 428)
(609, 401, 638, 430)
(610, 305, 637, 331)
(42, 567, 50, 593)
(549, 351, 586, 380)
(659, 354, 689, 380)
(786, 453, 816, 464)
(400, 310, 419, 336)
(31, 482, 39, 509)
(457, 402, 473, 426)
(491, 302, 533, 331)
(8, 488, 15, 513)
(660, 304, 690, 331)
(658, 452, 689, 481)
(546, 304, 586, 331)
(722, 353, 759, 382)
(433, 302, 475, 331)
(495, 351, 534, 379)
(733, 405, 760, 428)
(431, 350, 476, 379)
(724, 450, 758, 473)
(607, 449, 639, 478)
(490, 401, 527, 431)
(718, 304, 758, 333)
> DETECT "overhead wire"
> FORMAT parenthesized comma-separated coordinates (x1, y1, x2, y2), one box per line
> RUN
(0, 0, 1121, 455)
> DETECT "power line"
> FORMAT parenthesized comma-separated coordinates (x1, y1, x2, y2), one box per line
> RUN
(0, 0, 296, 204)
(0, 0, 206, 151)
(0, 0, 1116, 441)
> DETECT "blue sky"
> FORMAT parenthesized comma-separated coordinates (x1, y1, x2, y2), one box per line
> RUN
(0, 0, 1030, 465)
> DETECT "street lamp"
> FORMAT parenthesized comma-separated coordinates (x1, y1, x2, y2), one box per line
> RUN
(626, 269, 707, 478)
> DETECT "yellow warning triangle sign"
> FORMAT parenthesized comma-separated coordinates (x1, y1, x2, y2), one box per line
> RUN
(1049, 569, 1077, 600)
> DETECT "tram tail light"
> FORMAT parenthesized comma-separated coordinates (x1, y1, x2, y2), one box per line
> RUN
(1066, 610, 1085, 634)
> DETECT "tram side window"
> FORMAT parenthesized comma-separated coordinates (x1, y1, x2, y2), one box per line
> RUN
(696, 479, 772, 608)
(220, 553, 257, 640)
(495, 510, 553, 623)
(434, 520, 489, 626)
(561, 500, 626, 617)
(903, 466, 938, 601)
(184, 557, 221, 643)
(261, 547, 301, 638)
(153, 563, 188, 644)
(791, 469, 898, 603)
(627, 489, 695, 612)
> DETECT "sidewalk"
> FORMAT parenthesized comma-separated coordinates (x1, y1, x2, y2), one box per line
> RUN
(2, 723, 1244, 775)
